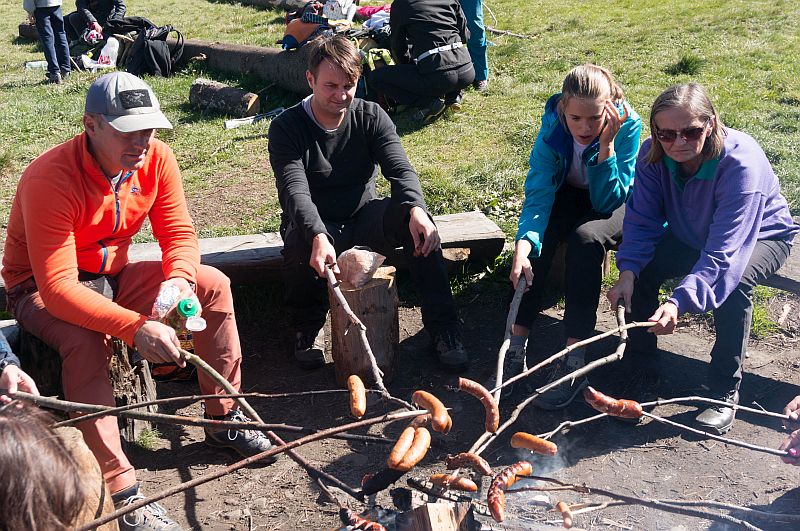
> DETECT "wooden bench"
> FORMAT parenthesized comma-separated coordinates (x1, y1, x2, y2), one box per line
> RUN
(0, 211, 505, 308)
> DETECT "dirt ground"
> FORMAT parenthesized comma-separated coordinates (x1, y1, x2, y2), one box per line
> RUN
(132, 278, 800, 530)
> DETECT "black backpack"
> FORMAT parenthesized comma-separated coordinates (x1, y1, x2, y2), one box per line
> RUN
(104, 16, 184, 77)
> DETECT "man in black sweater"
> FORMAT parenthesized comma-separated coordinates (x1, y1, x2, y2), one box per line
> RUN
(367, 0, 475, 123)
(268, 36, 468, 371)
(65, 0, 126, 42)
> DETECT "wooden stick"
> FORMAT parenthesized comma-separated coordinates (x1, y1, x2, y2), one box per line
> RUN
(325, 266, 413, 411)
(641, 411, 789, 457)
(485, 26, 537, 39)
(76, 408, 427, 531)
(492, 278, 527, 402)
(180, 350, 362, 500)
(513, 476, 764, 531)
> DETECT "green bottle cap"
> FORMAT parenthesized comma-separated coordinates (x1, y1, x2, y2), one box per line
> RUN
(176, 298, 200, 318)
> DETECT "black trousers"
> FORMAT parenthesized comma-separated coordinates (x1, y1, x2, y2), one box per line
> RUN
(281, 198, 457, 333)
(367, 62, 475, 108)
(515, 184, 625, 340)
(627, 233, 791, 394)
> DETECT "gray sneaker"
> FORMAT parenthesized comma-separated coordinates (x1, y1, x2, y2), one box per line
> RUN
(294, 327, 325, 369)
(205, 409, 277, 461)
(532, 351, 588, 410)
(486, 343, 528, 398)
(115, 493, 182, 531)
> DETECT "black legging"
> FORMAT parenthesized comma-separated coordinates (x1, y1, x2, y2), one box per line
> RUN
(367, 62, 475, 108)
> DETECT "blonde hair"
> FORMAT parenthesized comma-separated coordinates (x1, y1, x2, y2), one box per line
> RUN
(647, 83, 726, 164)
(557, 64, 625, 125)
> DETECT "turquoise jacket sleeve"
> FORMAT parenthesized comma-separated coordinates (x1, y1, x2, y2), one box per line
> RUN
(585, 103, 642, 213)
(514, 126, 560, 258)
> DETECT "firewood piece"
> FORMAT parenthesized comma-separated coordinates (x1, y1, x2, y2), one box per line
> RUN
(189, 78, 259, 118)
(395, 503, 469, 531)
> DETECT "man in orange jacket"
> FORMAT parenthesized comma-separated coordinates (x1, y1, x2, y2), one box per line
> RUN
(2, 72, 271, 531)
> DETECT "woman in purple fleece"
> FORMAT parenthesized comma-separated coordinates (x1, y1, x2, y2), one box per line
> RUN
(608, 83, 798, 435)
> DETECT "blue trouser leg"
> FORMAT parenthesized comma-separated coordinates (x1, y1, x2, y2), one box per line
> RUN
(459, 0, 489, 81)
(35, 7, 59, 76)
(51, 7, 71, 75)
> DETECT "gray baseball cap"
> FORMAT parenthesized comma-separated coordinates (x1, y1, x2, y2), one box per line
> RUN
(85, 72, 173, 132)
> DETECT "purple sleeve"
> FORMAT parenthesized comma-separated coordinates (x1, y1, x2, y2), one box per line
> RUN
(668, 188, 765, 314)
(615, 146, 668, 277)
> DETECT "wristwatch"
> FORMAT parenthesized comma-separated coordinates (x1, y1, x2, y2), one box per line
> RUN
(0, 357, 18, 373)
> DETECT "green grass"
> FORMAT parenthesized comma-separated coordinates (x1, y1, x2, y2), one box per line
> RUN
(134, 427, 162, 450)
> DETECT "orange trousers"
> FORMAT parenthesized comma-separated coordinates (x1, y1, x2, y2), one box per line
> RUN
(8, 262, 242, 493)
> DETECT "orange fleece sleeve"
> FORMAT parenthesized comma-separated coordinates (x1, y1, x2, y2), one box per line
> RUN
(19, 176, 148, 346)
(148, 143, 200, 283)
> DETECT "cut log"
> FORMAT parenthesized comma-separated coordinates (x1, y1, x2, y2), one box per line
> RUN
(395, 502, 475, 531)
(0, 212, 506, 308)
(329, 266, 398, 386)
(189, 78, 260, 118)
(15, 326, 157, 445)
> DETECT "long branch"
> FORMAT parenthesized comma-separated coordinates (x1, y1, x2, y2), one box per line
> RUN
(181, 350, 361, 500)
(492, 278, 527, 402)
(77, 408, 426, 531)
(485, 26, 538, 39)
(326, 266, 413, 410)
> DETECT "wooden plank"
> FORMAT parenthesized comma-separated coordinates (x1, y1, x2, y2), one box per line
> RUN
(0, 212, 505, 307)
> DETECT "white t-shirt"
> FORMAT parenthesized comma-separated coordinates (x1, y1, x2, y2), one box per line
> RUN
(565, 139, 590, 189)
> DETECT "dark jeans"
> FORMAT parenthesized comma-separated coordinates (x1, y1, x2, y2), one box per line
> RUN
(34, 6, 71, 77)
(367, 62, 475, 108)
(627, 233, 791, 394)
(281, 198, 457, 333)
(515, 184, 625, 340)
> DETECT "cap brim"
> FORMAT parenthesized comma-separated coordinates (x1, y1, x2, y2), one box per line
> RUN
(103, 111, 173, 132)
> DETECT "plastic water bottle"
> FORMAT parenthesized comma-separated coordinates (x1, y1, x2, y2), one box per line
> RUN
(97, 37, 120, 66)
(25, 60, 48, 70)
(173, 298, 207, 352)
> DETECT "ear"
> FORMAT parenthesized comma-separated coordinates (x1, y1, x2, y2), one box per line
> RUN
(83, 113, 99, 135)
(306, 70, 315, 91)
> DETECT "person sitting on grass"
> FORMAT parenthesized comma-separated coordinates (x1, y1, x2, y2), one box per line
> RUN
(2, 72, 274, 531)
(780, 395, 800, 465)
(269, 35, 469, 373)
(366, 0, 475, 124)
(500, 64, 641, 406)
(65, 0, 126, 43)
(608, 83, 798, 435)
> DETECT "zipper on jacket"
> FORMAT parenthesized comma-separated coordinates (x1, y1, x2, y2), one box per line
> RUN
(97, 170, 133, 272)
(97, 240, 108, 274)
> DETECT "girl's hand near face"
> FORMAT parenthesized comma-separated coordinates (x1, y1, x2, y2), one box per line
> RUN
(598, 100, 629, 162)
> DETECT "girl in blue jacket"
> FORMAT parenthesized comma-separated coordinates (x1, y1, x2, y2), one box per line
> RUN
(504, 64, 642, 408)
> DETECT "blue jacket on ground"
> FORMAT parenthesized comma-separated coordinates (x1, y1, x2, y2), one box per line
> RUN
(515, 93, 642, 257)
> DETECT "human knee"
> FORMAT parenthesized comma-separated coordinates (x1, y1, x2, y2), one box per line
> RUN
(196, 265, 234, 312)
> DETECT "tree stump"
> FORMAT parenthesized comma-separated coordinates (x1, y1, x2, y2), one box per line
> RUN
(189, 78, 260, 118)
(15, 326, 158, 445)
(329, 266, 399, 387)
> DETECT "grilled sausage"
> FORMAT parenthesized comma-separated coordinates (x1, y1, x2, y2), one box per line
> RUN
(583, 386, 643, 419)
(457, 377, 500, 433)
(347, 374, 367, 419)
(412, 390, 450, 433)
(555, 501, 573, 529)
(409, 413, 431, 428)
(339, 508, 387, 531)
(445, 452, 493, 476)
(361, 467, 406, 495)
(387, 427, 416, 470)
(510, 432, 558, 456)
(396, 427, 431, 472)
(487, 461, 533, 522)
(429, 473, 478, 492)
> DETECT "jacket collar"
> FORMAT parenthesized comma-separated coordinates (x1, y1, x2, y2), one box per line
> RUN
(664, 155, 720, 189)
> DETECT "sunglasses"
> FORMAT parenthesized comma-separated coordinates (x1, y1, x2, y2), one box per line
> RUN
(654, 121, 709, 143)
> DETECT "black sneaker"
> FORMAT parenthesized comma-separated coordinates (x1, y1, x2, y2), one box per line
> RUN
(294, 327, 325, 369)
(46, 72, 62, 84)
(114, 492, 183, 531)
(205, 409, 277, 461)
(695, 389, 739, 435)
(472, 79, 488, 92)
(416, 98, 447, 124)
(532, 350, 588, 410)
(485, 343, 527, 398)
(432, 328, 469, 372)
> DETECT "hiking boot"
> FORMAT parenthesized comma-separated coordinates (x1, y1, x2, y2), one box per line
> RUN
(205, 408, 277, 461)
(294, 327, 325, 369)
(431, 328, 469, 372)
(445, 91, 464, 112)
(472, 79, 488, 92)
(485, 342, 527, 398)
(533, 350, 588, 410)
(695, 389, 739, 435)
(114, 492, 183, 531)
(416, 98, 447, 124)
(46, 72, 62, 84)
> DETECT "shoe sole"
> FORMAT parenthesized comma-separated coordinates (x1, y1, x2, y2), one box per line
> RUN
(695, 419, 734, 435)
(534, 379, 589, 411)
(204, 436, 278, 463)
(422, 105, 447, 124)
(447, 102, 463, 113)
